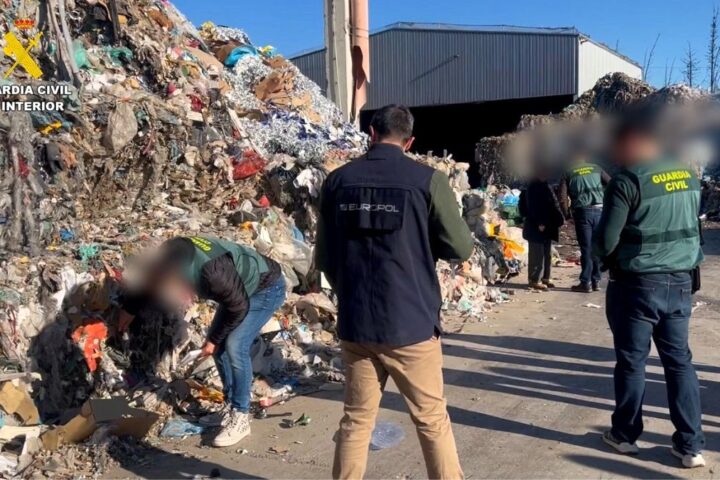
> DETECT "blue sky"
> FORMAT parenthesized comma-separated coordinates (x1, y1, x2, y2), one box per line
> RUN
(174, 0, 717, 88)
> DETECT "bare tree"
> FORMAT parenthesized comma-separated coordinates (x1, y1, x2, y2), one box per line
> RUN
(642, 34, 661, 82)
(664, 57, 676, 86)
(709, 6, 720, 92)
(683, 43, 698, 87)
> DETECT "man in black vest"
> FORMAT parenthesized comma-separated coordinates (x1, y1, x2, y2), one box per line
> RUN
(316, 105, 473, 479)
(593, 110, 705, 468)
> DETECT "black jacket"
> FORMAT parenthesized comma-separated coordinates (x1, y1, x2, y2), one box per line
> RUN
(122, 239, 281, 345)
(315, 143, 474, 346)
(521, 180, 564, 243)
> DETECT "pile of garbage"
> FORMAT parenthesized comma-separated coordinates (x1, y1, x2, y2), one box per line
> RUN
(413, 153, 526, 318)
(0, 0, 528, 474)
(0, 0, 369, 474)
(475, 73, 711, 184)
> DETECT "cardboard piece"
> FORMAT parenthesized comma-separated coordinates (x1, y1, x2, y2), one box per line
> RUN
(186, 47, 224, 73)
(40, 398, 159, 450)
(0, 382, 40, 425)
(0, 426, 42, 442)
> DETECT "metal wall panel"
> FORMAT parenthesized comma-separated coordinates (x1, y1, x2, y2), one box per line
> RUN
(578, 38, 642, 94)
(291, 26, 579, 109)
(291, 50, 328, 95)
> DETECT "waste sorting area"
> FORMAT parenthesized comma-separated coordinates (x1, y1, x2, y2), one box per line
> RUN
(0, 0, 530, 475)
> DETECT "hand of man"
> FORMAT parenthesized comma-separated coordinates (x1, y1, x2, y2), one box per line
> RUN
(118, 310, 135, 332)
(199, 341, 217, 358)
(538, 224, 546, 232)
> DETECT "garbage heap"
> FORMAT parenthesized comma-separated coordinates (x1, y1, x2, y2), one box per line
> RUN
(475, 73, 709, 184)
(0, 0, 367, 473)
(0, 0, 523, 474)
(413, 153, 526, 318)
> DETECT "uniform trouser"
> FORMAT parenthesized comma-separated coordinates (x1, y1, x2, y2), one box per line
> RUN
(213, 276, 286, 413)
(606, 272, 705, 454)
(333, 337, 463, 480)
(573, 206, 602, 286)
(528, 240, 552, 284)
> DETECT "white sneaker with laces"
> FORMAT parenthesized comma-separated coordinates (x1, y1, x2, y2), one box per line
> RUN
(212, 410, 251, 447)
(199, 403, 231, 427)
(602, 430, 639, 455)
(671, 448, 706, 468)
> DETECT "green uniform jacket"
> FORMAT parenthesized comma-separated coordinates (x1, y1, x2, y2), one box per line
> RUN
(593, 160, 703, 273)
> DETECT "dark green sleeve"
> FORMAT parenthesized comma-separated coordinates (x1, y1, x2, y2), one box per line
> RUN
(428, 171, 474, 261)
(592, 174, 638, 260)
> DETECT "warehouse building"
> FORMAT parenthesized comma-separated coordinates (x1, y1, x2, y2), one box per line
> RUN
(291, 22, 641, 170)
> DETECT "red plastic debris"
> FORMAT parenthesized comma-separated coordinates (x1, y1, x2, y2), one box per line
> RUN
(188, 94, 204, 112)
(258, 195, 271, 208)
(232, 150, 266, 181)
(71, 319, 109, 372)
(18, 157, 30, 178)
(226, 197, 239, 209)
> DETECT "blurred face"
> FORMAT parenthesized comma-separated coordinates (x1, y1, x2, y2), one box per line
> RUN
(612, 131, 660, 167)
(155, 272, 194, 309)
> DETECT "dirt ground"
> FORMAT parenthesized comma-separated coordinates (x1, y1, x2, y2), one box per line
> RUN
(107, 225, 720, 479)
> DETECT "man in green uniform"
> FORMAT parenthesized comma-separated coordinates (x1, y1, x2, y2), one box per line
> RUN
(559, 156, 610, 292)
(118, 236, 285, 448)
(593, 111, 705, 468)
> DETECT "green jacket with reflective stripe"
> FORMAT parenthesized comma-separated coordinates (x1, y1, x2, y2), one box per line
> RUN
(183, 236, 270, 296)
(566, 163, 605, 209)
(615, 161, 703, 273)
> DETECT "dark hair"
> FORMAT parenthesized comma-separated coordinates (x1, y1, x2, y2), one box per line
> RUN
(152, 237, 195, 276)
(613, 102, 661, 142)
(370, 104, 414, 141)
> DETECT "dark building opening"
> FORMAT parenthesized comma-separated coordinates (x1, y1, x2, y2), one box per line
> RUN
(360, 94, 575, 186)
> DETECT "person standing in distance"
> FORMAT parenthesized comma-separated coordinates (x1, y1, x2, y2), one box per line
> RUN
(316, 105, 472, 479)
(559, 153, 611, 292)
(593, 109, 706, 468)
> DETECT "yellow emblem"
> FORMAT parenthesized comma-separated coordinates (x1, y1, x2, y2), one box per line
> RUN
(3, 32, 44, 79)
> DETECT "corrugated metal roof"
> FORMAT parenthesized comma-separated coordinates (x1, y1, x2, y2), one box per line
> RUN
(290, 22, 639, 109)
(292, 24, 578, 109)
(374, 22, 579, 36)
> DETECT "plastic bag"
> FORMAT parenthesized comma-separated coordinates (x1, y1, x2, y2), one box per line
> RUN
(233, 150, 266, 180)
(160, 417, 204, 437)
(178, 349, 202, 369)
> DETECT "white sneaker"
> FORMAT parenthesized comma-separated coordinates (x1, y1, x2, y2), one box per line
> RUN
(199, 404, 231, 427)
(671, 448, 706, 468)
(602, 430, 639, 455)
(212, 410, 251, 447)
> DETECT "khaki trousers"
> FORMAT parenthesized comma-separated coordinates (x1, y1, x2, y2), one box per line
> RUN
(332, 337, 463, 480)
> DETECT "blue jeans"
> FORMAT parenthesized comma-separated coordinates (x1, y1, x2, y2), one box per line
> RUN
(213, 276, 286, 412)
(606, 272, 704, 454)
(573, 207, 602, 285)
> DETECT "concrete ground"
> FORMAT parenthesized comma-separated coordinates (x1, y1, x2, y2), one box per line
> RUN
(108, 226, 720, 479)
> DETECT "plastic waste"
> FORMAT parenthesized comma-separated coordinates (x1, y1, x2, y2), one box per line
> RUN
(224, 45, 259, 67)
(259, 385, 293, 408)
(233, 150, 266, 180)
(73, 40, 90, 70)
(106, 46, 134, 65)
(370, 421, 405, 450)
(160, 417, 205, 437)
(282, 412, 311, 428)
(103, 103, 138, 153)
(178, 349, 202, 369)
